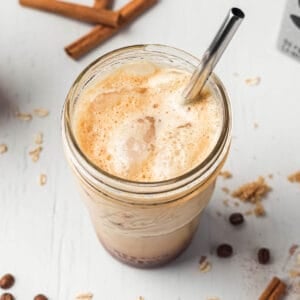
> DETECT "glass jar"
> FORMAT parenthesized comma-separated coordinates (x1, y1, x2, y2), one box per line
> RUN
(62, 44, 231, 268)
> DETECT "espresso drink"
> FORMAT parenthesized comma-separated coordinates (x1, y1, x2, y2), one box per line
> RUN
(74, 62, 223, 181)
(65, 56, 228, 267)
(67, 61, 227, 267)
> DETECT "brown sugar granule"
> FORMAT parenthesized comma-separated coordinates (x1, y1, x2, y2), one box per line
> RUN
(288, 171, 300, 184)
(289, 269, 300, 278)
(232, 177, 270, 203)
(35, 132, 43, 145)
(0, 144, 8, 154)
(254, 122, 259, 129)
(39, 174, 47, 186)
(199, 258, 212, 273)
(254, 202, 266, 217)
(245, 76, 261, 86)
(268, 174, 273, 179)
(33, 108, 49, 118)
(75, 293, 93, 300)
(15, 112, 32, 121)
(219, 171, 232, 179)
(221, 187, 230, 194)
(29, 146, 43, 162)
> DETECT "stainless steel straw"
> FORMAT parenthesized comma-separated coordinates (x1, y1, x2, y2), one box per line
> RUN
(182, 8, 245, 103)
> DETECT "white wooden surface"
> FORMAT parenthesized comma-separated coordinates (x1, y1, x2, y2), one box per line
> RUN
(1, 0, 300, 299)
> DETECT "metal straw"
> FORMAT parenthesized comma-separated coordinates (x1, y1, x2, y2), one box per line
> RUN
(182, 7, 245, 103)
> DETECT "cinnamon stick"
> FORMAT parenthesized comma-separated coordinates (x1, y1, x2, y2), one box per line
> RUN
(259, 277, 286, 300)
(269, 281, 286, 300)
(20, 0, 120, 27)
(259, 277, 280, 300)
(94, 0, 113, 9)
(65, 0, 157, 59)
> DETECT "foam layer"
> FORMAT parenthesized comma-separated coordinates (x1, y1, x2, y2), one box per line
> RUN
(74, 61, 223, 181)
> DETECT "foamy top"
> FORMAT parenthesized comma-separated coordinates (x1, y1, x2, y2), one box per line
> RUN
(74, 61, 223, 182)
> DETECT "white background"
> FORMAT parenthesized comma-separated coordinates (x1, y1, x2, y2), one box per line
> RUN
(1, 0, 300, 299)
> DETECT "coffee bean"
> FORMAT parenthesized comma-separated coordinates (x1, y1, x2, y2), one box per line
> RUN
(258, 248, 270, 264)
(0, 274, 15, 290)
(217, 244, 233, 258)
(229, 213, 244, 226)
(34, 294, 48, 300)
(0, 293, 14, 300)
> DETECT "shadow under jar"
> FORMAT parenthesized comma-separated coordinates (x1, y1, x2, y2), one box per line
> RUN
(62, 44, 231, 268)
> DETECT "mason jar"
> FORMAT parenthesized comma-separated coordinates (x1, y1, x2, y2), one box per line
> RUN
(62, 44, 231, 268)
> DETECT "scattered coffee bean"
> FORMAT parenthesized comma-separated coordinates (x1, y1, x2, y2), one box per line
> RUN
(258, 248, 270, 264)
(34, 294, 48, 300)
(217, 244, 233, 258)
(0, 274, 15, 290)
(0, 293, 14, 300)
(229, 213, 244, 226)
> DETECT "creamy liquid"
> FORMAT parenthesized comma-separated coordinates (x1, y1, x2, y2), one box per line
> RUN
(74, 61, 223, 182)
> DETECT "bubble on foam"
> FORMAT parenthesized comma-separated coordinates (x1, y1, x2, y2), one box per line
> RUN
(74, 61, 224, 182)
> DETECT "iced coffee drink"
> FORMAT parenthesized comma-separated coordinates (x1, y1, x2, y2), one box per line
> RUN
(62, 45, 231, 267)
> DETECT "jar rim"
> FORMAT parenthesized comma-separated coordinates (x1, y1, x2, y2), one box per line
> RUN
(62, 44, 231, 196)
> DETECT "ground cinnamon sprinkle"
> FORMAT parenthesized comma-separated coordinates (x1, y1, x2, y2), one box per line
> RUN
(232, 177, 271, 203)
(288, 171, 300, 184)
